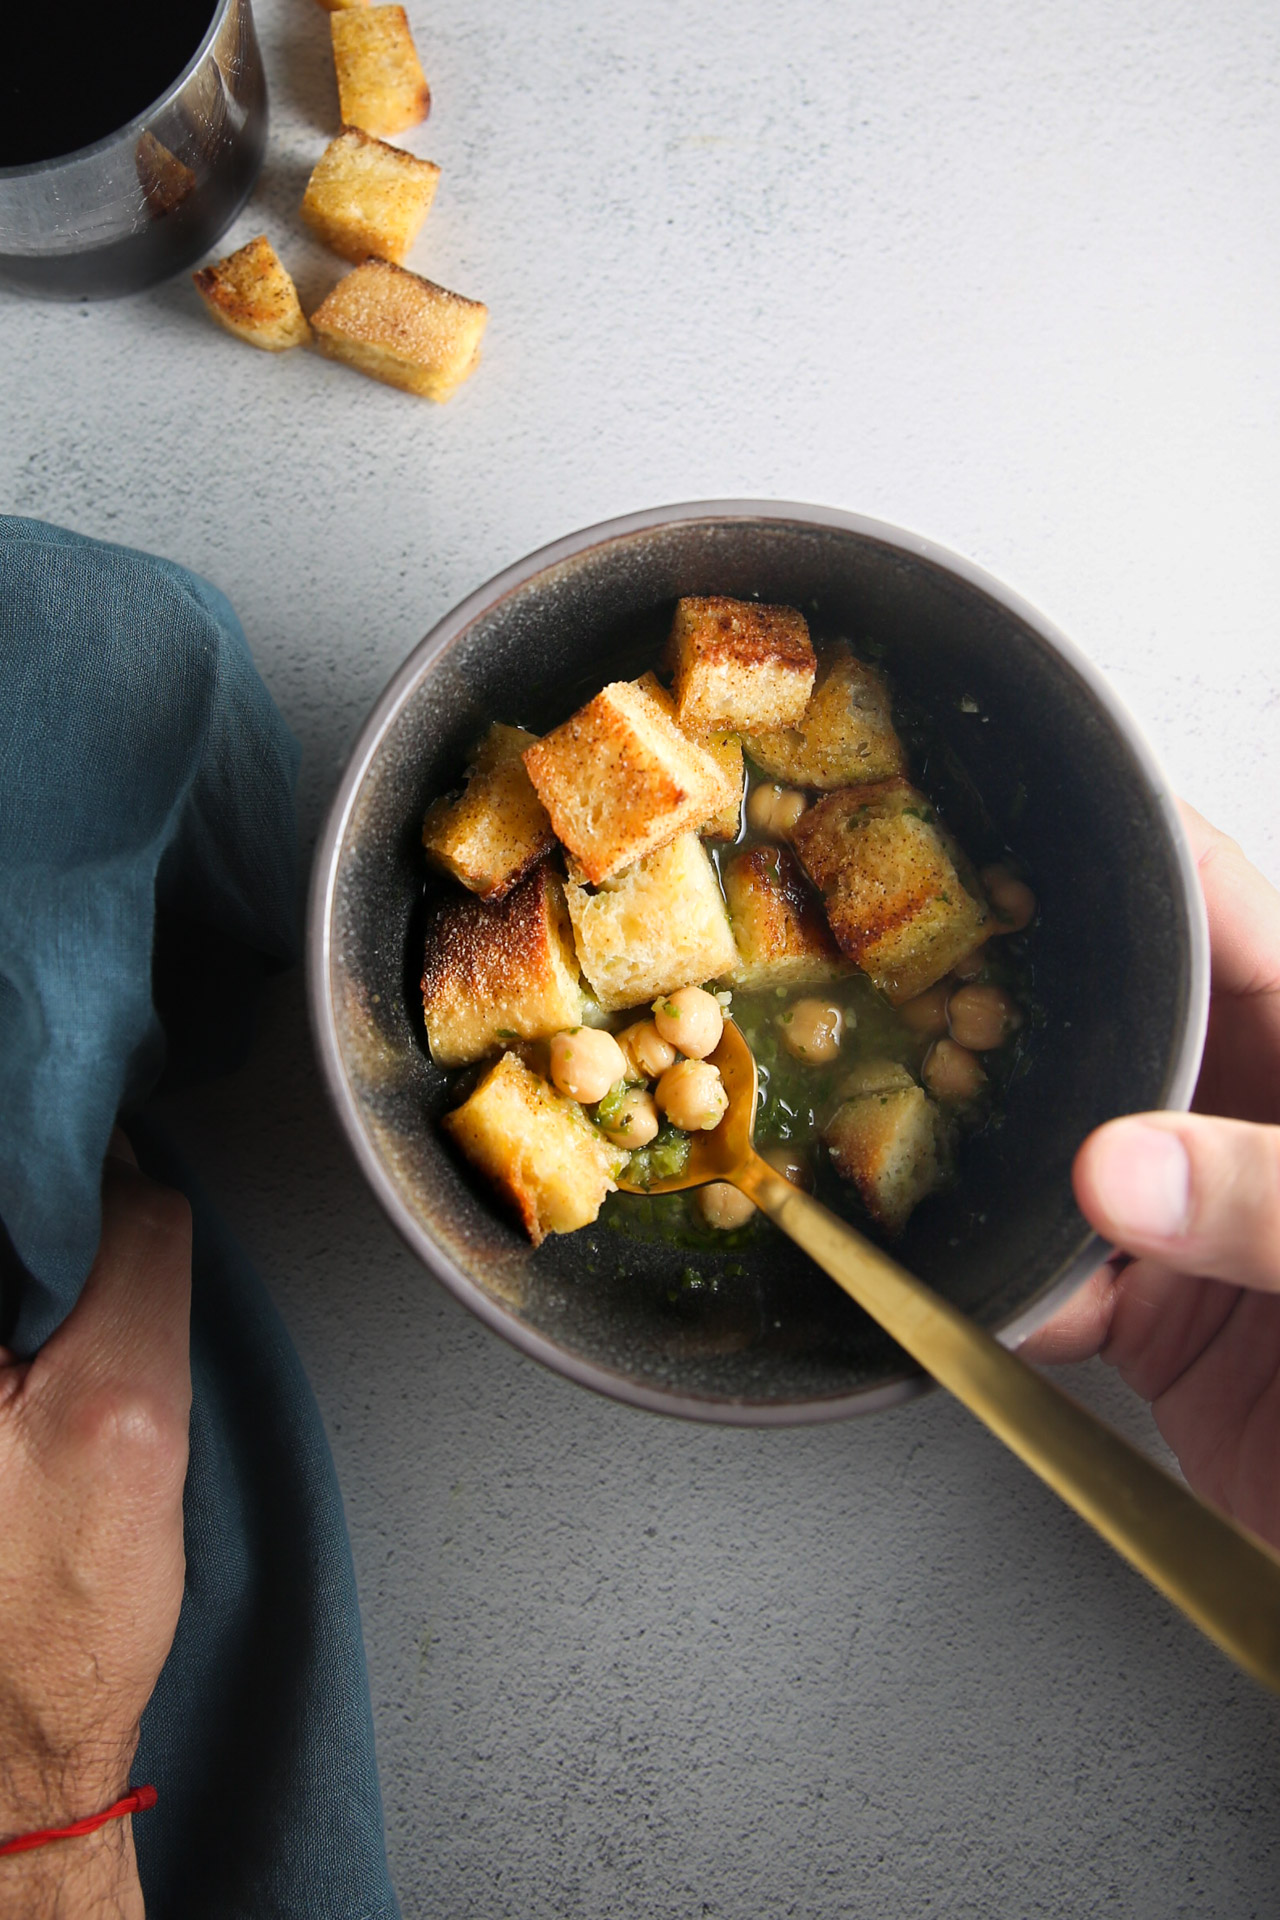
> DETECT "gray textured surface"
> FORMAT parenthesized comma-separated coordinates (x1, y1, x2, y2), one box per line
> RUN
(4, 0, 1280, 1912)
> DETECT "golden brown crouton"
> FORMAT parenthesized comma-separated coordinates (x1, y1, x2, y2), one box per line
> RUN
(421, 863, 585, 1067)
(632, 672, 743, 839)
(192, 236, 311, 351)
(836, 1058, 915, 1099)
(668, 597, 816, 735)
(422, 723, 554, 900)
(309, 259, 487, 400)
(792, 779, 987, 1004)
(700, 733, 745, 839)
(825, 1084, 943, 1235)
(135, 132, 196, 216)
(443, 1052, 622, 1244)
(301, 127, 440, 264)
(330, 5, 430, 135)
(565, 833, 739, 1012)
(745, 643, 906, 789)
(315, 0, 367, 11)
(522, 678, 727, 886)
(722, 846, 848, 991)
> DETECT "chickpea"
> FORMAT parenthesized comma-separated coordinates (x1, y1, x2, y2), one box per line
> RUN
(747, 783, 808, 838)
(922, 1038, 987, 1103)
(762, 1142, 814, 1191)
(897, 982, 951, 1038)
(599, 1085, 660, 1148)
(549, 1026, 629, 1104)
(652, 985, 724, 1059)
(696, 1181, 756, 1230)
(655, 1058, 729, 1131)
(616, 1019, 676, 1081)
(981, 864, 1036, 934)
(778, 997, 844, 1063)
(946, 984, 1022, 1052)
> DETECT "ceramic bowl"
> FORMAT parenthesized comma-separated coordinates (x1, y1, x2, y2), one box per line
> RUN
(307, 502, 1207, 1423)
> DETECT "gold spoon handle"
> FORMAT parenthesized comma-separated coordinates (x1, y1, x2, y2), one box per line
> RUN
(734, 1152, 1280, 1690)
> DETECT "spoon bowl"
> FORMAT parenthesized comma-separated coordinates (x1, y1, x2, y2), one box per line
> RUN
(616, 1019, 759, 1194)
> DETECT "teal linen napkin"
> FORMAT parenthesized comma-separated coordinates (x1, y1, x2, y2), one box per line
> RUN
(0, 517, 400, 1920)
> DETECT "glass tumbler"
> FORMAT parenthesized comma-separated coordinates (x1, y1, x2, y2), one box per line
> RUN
(0, 0, 267, 300)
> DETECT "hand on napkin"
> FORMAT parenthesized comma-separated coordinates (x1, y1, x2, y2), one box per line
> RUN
(0, 519, 400, 1919)
(0, 1134, 190, 1917)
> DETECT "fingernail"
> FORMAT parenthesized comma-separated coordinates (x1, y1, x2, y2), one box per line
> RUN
(1092, 1122, 1191, 1239)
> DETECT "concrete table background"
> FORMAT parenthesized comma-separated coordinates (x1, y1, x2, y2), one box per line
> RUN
(5, 0, 1279, 1912)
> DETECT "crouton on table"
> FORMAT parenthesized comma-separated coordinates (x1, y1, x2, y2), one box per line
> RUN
(522, 677, 727, 886)
(302, 126, 440, 264)
(746, 642, 906, 789)
(421, 862, 585, 1067)
(792, 777, 987, 1004)
(668, 597, 816, 736)
(565, 832, 739, 1012)
(310, 259, 487, 400)
(330, 5, 430, 136)
(192, 235, 311, 351)
(722, 845, 848, 992)
(825, 1083, 943, 1235)
(444, 1052, 623, 1244)
(422, 723, 554, 900)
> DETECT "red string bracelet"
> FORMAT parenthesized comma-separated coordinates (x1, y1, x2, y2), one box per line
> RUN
(0, 1785, 157, 1858)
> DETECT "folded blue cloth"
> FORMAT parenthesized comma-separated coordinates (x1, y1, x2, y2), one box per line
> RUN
(0, 518, 400, 1919)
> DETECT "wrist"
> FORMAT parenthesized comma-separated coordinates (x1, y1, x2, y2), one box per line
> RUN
(0, 1818, 144, 1919)
(0, 1718, 138, 1834)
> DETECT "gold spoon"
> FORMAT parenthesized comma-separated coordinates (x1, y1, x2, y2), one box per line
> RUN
(619, 1018, 1280, 1691)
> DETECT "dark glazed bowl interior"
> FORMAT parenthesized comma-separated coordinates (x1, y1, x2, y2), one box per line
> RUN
(309, 503, 1207, 1424)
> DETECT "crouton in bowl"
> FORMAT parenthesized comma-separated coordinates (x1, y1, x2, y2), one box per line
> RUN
(308, 502, 1206, 1423)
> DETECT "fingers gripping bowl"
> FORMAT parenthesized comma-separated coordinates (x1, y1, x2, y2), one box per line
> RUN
(308, 503, 1208, 1423)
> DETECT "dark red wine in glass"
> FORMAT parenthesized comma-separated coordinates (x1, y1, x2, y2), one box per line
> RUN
(0, 0, 267, 299)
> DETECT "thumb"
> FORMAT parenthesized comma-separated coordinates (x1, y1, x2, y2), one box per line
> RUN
(1074, 1113, 1280, 1292)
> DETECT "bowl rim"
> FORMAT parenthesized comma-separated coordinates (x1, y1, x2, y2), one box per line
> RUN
(306, 498, 1210, 1426)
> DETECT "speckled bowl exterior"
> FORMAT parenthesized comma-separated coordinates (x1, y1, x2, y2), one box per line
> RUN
(307, 502, 1208, 1424)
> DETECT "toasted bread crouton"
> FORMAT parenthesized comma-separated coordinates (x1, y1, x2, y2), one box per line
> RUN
(792, 779, 987, 1004)
(302, 127, 440, 264)
(632, 672, 743, 838)
(444, 1052, 622, 1244)
(836, 1058, 915, 1099)
(135, 131, 196, 216)
(565, 833, 739, 1012)
(422, 723, 554, 901)
(315, 0, 367, 12)
(722, 846, 848, 991)
(523, 679, 727, 886)
(825, 1084, 943, 1235)
(700, 732, 745, 838)
(421, 863, 585, 1067)
(330, 5, 429, 135)
(745, 643, 906, 789)
(668, 597, 816, 735)
(309, 259, 487, 400)
(192, 235, 311, 351)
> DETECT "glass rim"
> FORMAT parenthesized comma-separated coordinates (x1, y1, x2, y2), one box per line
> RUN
(0, 0, 237, 182)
